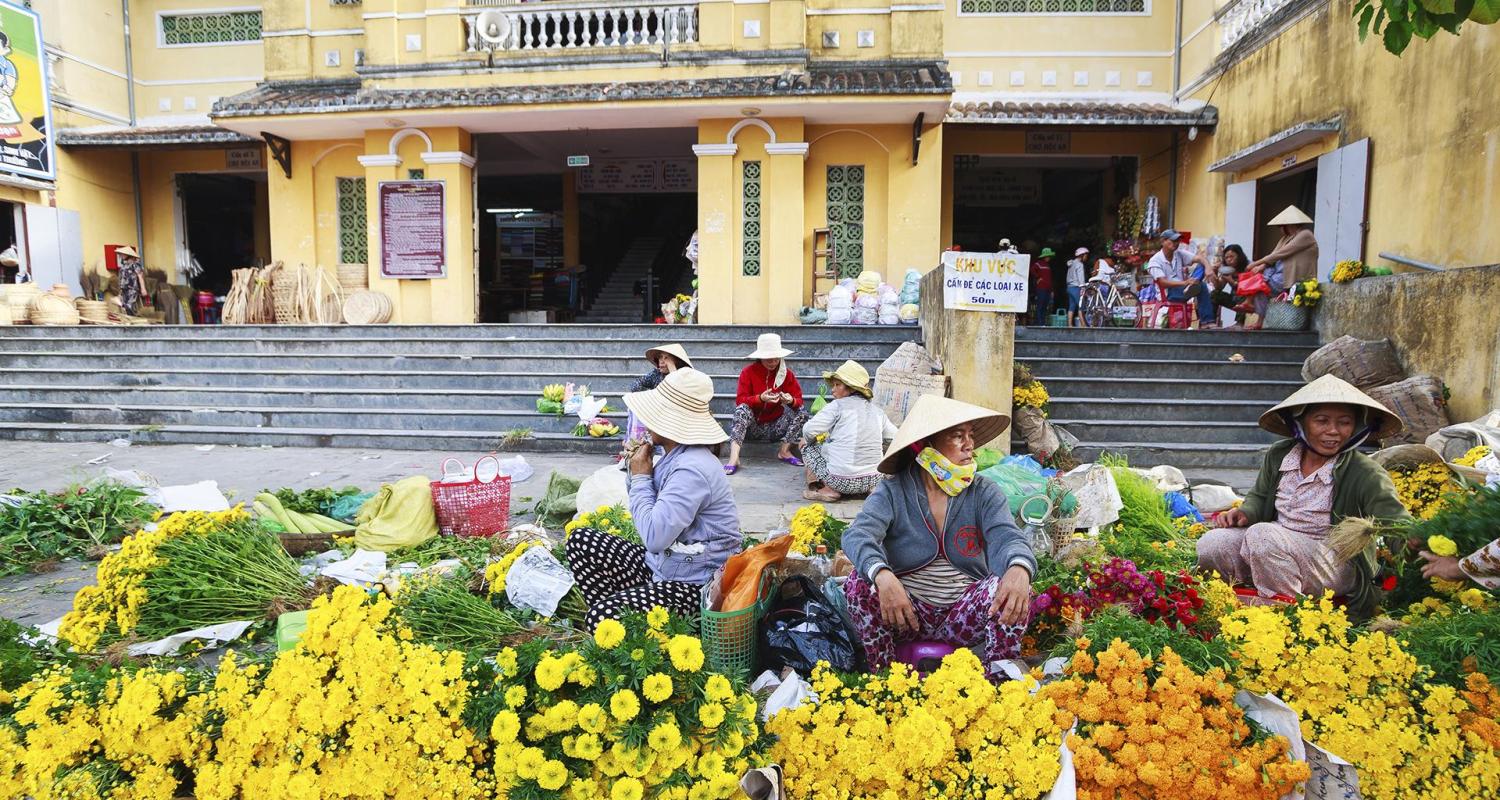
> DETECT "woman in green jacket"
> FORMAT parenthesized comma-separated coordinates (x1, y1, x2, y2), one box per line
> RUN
(1197, 375, 1408, 619)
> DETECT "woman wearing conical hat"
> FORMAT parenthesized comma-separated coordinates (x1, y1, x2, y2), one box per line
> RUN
(567, 368, 741, 627)
(1198, 375, 1409, 619)
(799, 360, 896, 502)
(622, 344, 693, 448)
(840, 395, 1036, 677)
(1243, 205, 1318, 326)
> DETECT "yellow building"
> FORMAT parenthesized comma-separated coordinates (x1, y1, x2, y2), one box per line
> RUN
(12, 0, 1495, 324)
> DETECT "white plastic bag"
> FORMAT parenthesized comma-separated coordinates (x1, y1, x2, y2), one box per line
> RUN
(827, 285, 853, 309)
(127, 620, 253, 657)
(1060, 465, 1124, 529)
(762, 671, 817, 722)
(1191, 484, 1242, 516)
(1236, 692, 1307, 800)
(575, 464, 629, 516)
(851, 306, 877, 325)
(496, 455, 534, 483)
(827, 306, 852, 325)
(505, 546, 576, 616)
(320, 549, 387, 586)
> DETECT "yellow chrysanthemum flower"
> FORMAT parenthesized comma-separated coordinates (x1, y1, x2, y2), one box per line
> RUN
(610, 689, 641, 722)
(667, 635, 705, 673)
(594, 618, 627, 650)
(646, 606, 671, 630)
(643, 673, 674, 704)
(1428, 535, 1459, 557)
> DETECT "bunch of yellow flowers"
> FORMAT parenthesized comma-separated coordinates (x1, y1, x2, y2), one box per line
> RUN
(485, 539, 548, 597)
(194, 586, 489, 800)
(483, 609, 766, 800)
(1219, 595, 1500, 799)
(1043, 639, 1309, 800)
(788, 503, 830, 556)
(1456, 445, 1493, 467)
(1290, 278, 1323, 308)
(768, 650, 1068, 799)
(1332, 259, 1366, 283)
(1013, 380, 1050, 409)
(0, 665, 212, 800)
(57, 507, 250, 652)
(1389, 463, 1463, 520)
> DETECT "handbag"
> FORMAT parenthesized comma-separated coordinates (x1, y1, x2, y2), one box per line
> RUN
(430, 456, 512, 538)
(1235, 271, 1270, 296)
(1264, 295, 1311, 331)
(1135, 299, 1189, 329)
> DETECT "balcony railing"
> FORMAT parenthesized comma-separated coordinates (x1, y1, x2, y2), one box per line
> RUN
(1218, 0, 1297, 50)
(464, 0, 699, 53)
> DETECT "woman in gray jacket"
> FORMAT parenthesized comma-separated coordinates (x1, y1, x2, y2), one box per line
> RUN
(841, 395, 1035, 675)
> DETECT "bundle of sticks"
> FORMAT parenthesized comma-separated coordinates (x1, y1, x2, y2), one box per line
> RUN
(222, 261, 282, 324)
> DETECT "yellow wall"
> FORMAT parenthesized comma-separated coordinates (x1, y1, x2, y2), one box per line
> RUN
(53, 148, 135, 271)
(1176, 0, 1500, 269)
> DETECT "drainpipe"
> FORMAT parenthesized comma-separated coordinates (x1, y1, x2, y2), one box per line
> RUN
(122, 0, 145, 258)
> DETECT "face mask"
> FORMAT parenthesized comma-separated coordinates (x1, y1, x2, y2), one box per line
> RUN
(916, 447, 975, 497)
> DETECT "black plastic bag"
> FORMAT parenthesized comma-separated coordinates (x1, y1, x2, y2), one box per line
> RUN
(758, 576, 861, 674)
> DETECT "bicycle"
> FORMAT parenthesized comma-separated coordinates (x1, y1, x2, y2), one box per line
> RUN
(1077, 277, 1136, 328)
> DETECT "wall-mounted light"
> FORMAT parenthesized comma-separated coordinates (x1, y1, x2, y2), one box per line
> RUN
(1187, 125, 1199, 142)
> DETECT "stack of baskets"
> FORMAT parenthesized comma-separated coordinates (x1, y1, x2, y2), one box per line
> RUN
(31, 292, 81, 325)
(336, 263, 368, 292)
(343, 290, 393, 325)
(3, 283, 40, 324)
(76, 299, 113, 324)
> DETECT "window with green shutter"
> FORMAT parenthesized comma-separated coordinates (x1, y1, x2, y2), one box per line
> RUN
(742, 161, 761, 277)
(826, 165, 864, 278)
(336, 177, 367, 265)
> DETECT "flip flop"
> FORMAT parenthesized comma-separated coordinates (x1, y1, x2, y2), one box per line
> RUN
(779, 455, 804, 467)
(723, 465, 739, 476)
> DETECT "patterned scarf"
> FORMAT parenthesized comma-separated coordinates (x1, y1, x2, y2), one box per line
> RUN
(915, 447, 976, 497)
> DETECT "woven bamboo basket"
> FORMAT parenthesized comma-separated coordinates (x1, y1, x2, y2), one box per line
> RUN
(4, 284, 39, 323)
(0, 302, 11, 325)
(75, 299, 114, 325)
(343, 290, 393, 325)
(271, 280, 300, 324)
(31, 293, 81, 325)
(336, 263, 368, 291)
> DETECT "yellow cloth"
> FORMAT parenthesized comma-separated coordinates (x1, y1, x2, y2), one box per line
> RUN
(354, 475, 439, 552)
(855, 270, 882, 293)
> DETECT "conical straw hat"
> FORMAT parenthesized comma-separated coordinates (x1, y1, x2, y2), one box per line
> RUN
(822, 360, 873, 399)
(1259, 374, 1403, 439)
(1267, 206, 1313, 226)
(644, 343, 694, 369)
(623, 368, 728, 446)
(877, 395, 1010, 474)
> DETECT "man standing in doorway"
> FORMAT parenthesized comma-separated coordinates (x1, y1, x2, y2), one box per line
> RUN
(1030, 247, 1055, 326)
(1065, 246, 1089, 327)
(1147, 230, 1211, 327)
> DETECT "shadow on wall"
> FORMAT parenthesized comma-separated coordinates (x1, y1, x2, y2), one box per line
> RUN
(1314, 264, 1500, 421)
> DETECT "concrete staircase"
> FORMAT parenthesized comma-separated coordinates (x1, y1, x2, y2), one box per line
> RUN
(1013, 326, 1317, 469)
(0, 324, 1315, 469)
(577, 236, 663, 323)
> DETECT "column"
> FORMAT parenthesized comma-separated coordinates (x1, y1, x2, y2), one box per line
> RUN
(358, 149, 405, 318)
(421, 146, 478, 325)
(919, 268, 1015, 453)
(765, 142, 808, 324)
(693, 143, 737, 324)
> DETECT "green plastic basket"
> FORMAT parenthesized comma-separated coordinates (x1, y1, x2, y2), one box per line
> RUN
(700, 569, 776, 679)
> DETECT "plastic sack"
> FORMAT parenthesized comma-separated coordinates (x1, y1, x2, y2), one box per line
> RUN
(1002, 454, 1046, 475)
(354, 476, 439, 552)
(328, 491, 376, 523)
(850, 306, 877, 325)
(810, 387, 829, 415)
(853, 292, 879, 309)
(898, 303, 919, 322)
(798, 306, 828, 325)
(1190, 483, 1241, 515)
(505, 545, 577, 616)
(1164, 491, 1203, 522)
(827, 306, 852, 325)
(978, 463, 1077, 519)
(899, 268, 922, 305)
(878, 311, 900, 326)
(496, 455, 534, 484)
(827, 285, 853, 309)
(536, 398, 563, 415)
(575, 464, 629, 517)
(1058, 465, 1124, 529)
(1425, 410, 1500, 461)
(975, 448, 1005, 472)
(878, 285, 899, 305)
(759, 577, 861, 674)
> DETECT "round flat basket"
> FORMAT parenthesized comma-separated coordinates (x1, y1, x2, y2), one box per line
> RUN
(31, 293, 81, 325)
(336, 263, 368, 291)
(343, 290, 393, 325)
(75, 299, 113, 324)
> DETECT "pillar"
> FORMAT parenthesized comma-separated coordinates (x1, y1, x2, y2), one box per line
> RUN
(268, 141, 319, 268)
(693, 142, 737, 324)
(919, 268, 1015, 452)
(765, 142, 808, 324)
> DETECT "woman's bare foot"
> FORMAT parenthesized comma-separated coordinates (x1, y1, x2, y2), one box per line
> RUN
(803, 487, 841, 502)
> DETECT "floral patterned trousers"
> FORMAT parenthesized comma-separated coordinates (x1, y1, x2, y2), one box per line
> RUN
(727, 404, 809, 446)
(842, 573, 1024, 676)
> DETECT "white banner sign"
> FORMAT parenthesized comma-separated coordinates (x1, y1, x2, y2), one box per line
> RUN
(941, 250, 1029, 313)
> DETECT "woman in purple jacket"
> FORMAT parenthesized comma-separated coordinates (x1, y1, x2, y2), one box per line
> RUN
(841, 395, 1036, 676)
(566, 368, 742, 628)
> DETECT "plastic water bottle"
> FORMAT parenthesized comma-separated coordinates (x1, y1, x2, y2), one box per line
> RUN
(812, 545, 832, 579)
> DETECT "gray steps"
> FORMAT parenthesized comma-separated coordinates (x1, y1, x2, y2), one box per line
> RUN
(0, 323, 1316, 468)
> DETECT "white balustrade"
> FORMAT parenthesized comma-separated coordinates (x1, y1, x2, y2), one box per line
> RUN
(465, 0, 699, 53)
(1218, 0, 1298, 50)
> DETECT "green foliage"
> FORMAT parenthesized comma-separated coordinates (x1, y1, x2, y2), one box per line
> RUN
(387, 536, 503, 573)
(394, 571, 526, 653)
(1398, 607, 1500, 688)
(1055, 606, 1234, 675)
(1354, 0, 1498, 55)
(0, 482, 156, 576)
(1386, 486, 1500, 607)
(1095, 454, 1195, 571)
(0, 617, 80, 692)
(267, 486, 362, 515)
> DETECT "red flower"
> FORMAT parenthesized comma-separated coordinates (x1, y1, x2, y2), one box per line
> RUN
(1380, 575, 1398, 591)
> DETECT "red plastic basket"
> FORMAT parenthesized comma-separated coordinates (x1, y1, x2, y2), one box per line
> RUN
(431, 456, 511, 538)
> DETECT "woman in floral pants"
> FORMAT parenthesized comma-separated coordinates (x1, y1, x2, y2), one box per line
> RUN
(839, 394, 1036, 678)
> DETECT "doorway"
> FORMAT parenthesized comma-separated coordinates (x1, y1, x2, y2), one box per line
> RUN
(1254, 162, 1317, 259)
(176, 173, 268, 296)
(0, 201, 18, 283)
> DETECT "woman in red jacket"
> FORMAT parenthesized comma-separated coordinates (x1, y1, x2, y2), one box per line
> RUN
(724, 333, 809, 475)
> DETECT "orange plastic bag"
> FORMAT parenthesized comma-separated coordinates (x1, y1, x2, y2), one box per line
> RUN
(717, 535, 793, 612)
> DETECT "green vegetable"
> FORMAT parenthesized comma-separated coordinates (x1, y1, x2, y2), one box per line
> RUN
(1, 617, 80, 692)
(1095, 454, 1195, 571)
(254, 493, 296, 531)
(1397, 607, 1500, 688)
(268, 486, 363, 515)
(0, 482, 156, 576)
(394, 572, 527, 653)
(1053, 605, 1233, 676)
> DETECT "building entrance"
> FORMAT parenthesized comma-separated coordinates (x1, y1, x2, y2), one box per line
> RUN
(176, 173, 269, 297)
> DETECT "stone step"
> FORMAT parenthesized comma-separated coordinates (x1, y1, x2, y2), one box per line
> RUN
(0, 323, 922, 342)
(1014, 340, 1316, 362)
(1029, 419, 1279, 445)
(0, 384, 743, 410)
(1046, 398, 1270, 422)
(0, 420, 620, 453)
(1039, 376, 1300, 401)
(0, 351, 901, 374)
(1069, 442, 1269, 469)
(0, 335, 914, 356)
(1022, 357, 1304, 381)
